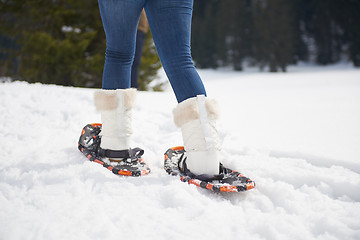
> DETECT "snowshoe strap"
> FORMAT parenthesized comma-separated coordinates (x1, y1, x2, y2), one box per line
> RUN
(179, 154, 224, 182)
(195, 173, 225, 182)
(128, 148, 145, 160)
(98, 147, 144, 162)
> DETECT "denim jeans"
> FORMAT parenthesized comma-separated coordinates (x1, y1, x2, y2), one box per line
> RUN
(98, 0, 206, 103)
(131, 30, 146, 89)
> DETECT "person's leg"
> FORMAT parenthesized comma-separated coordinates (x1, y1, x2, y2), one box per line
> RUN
(96, 0, 146, 160)
(144, 0, 206, 103)
(131, 30, 146, 89)
(145, 0, 219, 175)
(98, 0, 144, 89)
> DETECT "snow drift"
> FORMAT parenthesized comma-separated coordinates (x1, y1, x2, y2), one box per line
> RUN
(1, 64, 360, 239)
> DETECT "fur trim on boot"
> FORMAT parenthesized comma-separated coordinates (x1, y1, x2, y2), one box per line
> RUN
(173, 96, 219, 128)
(94, 88, 137, 111)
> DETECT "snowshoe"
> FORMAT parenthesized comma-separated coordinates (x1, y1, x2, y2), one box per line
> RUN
(78, 123, 150, 177)
(164, 146, 255, 193)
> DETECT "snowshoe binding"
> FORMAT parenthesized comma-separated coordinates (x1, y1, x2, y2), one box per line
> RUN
(78, 123, 150, 177)
(164, 146, 255, 193)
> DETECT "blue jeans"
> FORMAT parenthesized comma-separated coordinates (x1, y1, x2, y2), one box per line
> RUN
(98, 0, 206, 103)
(131, 30, 146, 89)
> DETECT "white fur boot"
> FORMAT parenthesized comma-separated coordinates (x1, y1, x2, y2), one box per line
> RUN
(94, 88, 137, 152)
(173, 95, 221, 175)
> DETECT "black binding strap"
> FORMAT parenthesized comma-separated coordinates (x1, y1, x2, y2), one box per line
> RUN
(98, 148, 129, 159)
(98, 147, 144, 161)
(178, 153, 224, 182)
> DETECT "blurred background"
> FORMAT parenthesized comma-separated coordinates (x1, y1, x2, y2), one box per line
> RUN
(1, 0, 359, 90)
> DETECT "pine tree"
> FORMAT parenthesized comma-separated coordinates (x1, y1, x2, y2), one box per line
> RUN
(0, 0, 161, 89)
(192, 0, 219, 68)
(251, 0, 295, 72)
(229, 0, 253, 70)
(216, 0, 253, 70)
(336, 0, 360, 67)
(1, 0, 104, 86)
(311, 1, 342, 64)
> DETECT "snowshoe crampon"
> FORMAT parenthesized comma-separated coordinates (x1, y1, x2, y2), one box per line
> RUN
(164, 146, 255, 193)
(78, 123, 150, 177)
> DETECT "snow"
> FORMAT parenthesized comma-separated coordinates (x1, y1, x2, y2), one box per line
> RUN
(1, 64, 360, 240)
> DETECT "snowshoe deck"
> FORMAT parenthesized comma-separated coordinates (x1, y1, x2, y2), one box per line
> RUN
(164, 146, 255, 193)
(78, 123, 150, 177)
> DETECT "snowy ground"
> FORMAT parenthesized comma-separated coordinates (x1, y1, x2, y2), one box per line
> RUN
(1, 64, 360, 240)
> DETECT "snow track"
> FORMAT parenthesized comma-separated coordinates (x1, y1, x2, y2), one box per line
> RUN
(1, 66, 360, 239)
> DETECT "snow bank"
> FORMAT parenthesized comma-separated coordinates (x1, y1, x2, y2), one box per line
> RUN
(1, 65, 359, 239)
